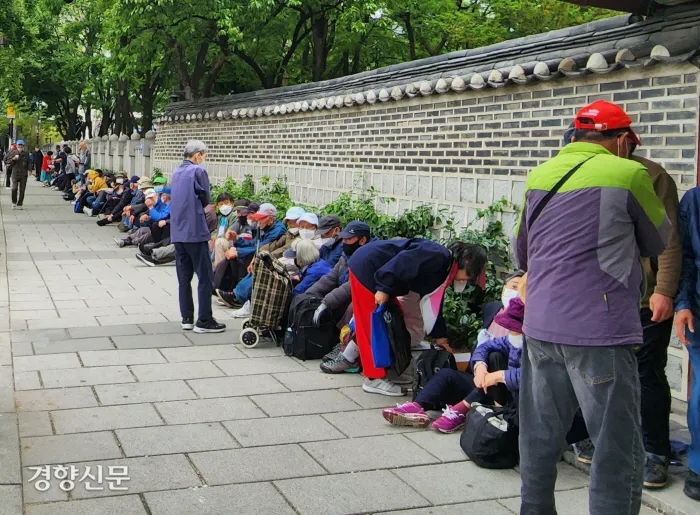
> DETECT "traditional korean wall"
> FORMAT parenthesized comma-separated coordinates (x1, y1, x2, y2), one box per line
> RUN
(150, 61, 699, 401)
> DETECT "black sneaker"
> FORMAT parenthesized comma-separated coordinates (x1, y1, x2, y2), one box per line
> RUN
(643, 453, 669, 489)
(684, 470, 700, 500)
(135, 253, 157, 267)
(215, 289, 240, 308)
(574, 438, 594, 465)
(181, 317, 194, 331)
(194, 318, 226, 334)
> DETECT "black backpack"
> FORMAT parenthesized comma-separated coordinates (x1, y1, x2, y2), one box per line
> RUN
(460, 403, 519, 469)
(285, 294, 339, 360)
(412, 346, 457, 402)
(383, 303, 413, 376)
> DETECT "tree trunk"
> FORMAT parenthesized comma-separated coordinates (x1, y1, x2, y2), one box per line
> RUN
(311, 13, 330, 81)
(400, 13, 417, 60)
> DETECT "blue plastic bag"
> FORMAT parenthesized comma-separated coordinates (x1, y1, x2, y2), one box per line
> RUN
(370, 305, 392, 369)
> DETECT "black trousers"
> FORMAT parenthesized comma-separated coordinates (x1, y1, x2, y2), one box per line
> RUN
(175, 242, 214, 323)
(638, 307, 673, 457)
(11, 174, 28, 206)
(212, 253, 253, 291)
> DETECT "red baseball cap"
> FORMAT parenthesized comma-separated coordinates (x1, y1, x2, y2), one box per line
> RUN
(573, 100, 641, 146)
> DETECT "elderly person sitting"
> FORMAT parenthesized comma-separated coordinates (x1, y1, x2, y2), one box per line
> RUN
(290, 240, 333, 296)
(213, 196, 253, 266)
(214, 203, 287, 304)
(116, 188, 171, 247)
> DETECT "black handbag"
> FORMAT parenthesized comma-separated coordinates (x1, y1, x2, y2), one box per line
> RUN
(460, 403, 519, 469)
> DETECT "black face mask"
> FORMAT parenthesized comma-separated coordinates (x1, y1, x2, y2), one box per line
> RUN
(343, 241, 362, 257)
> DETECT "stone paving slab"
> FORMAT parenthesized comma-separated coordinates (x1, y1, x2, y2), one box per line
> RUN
(13, 353, 81, 372)
(159, 344, 245, 362)
(130, 361, 224, 382)
(377, 502, 515, 515)
(94, 380, 198, 405)
(322, 409, 425, 438)
(0, 414, 21, 484)
(190, 444, 326, 485)
(251, 389, 362, 417)
(26, 495, 148, 515)
(116, 423, 239, 457)
(18, 412, 53, 438)
(15, 387, 98, 412)
(32, 337, 115, 355)
(68, 325, 144, 339)
(40, 365, 135, 388)
(186, 374, 289, 398)
(144, 482, 296, 515)
(498, 488, 661, 515)
(214, 355, 307, 376)
(20, 431, 123, 466)
(68, 454, 202, 499)
(223, 414, 346, 447)
(0, 485, 22, 515)
(14, 371, 41, 390)
(404, 431, 469, 463)
(274, 470, 431, 515)
(272, 370, 365, 391)
(155, 397, 267, 424)
(111, 333, 192, 349)
(51, 404, 164, 434)
(78, 349, 166, 367)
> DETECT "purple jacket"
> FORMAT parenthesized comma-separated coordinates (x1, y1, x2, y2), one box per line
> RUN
(169, 160, 211, 243)
(470, 335, 521, 393)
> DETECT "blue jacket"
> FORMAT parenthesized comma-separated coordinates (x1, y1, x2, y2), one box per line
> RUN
(170, 160, 211, 243)
(293, 259, 333, 296)
(235, 219, 287, 258)
(470, 335, 522, 393)
(675, 187, 700, 315)
(319, 238, 344, 268)
(149, 200, 171, 223)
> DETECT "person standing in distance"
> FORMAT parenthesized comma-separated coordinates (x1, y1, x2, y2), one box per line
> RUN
(515, 100, 671, 515)
(3, 140, 31, 209)
(170, 140, 225, 334)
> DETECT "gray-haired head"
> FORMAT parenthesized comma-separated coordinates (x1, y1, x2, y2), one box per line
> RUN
(183, 140, 208, 159)
(295, 240, 320, 268)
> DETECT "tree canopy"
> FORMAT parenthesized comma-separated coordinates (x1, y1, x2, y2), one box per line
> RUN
(0, 0, 614, 140)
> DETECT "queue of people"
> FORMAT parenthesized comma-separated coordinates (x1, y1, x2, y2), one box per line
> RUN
(46, 95, 700, 513)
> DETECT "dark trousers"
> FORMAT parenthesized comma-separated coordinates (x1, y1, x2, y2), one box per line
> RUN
(174, 242, 214, 323)
(11, 174, 28, 206)
(213, 254, 253, 291)
(5, 169, 11, 187)
(519, 337, 643, 515)
(415, 368, 476, 411)
(466, 351, 512, 406)
(638, 308, 673, 457)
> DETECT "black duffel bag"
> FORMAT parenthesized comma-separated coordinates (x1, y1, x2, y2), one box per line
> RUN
(460, 402, 519, 469)
(285, 293, 339, 360)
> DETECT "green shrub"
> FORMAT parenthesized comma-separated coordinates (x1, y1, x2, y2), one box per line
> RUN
(211, 174, 514, 350)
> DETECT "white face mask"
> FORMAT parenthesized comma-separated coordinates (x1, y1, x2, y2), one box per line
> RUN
(502, 289, 519, 311)
(219, 205, 233, 216)
(319, 237, 335, 246)
(453, 280, 468, 293)
(299, 229, 316, 240)
(508, 334, 524, 349)
(289, 227, 299, 235)
(116, 178, 124, 185)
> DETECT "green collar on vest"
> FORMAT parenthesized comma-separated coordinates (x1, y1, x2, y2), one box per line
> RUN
(560, 142, 614, 156)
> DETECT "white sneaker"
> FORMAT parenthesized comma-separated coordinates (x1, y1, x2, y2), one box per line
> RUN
(231, 300, 251, 318)
(11, 205, 16, 209)
(16, 206, 23, 210)
(83, 207, 93, 216)
(362, 378, 406, 397)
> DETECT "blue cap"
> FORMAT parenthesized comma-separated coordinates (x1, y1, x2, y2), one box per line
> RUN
(16, 140, 24, 145)
(562, 122, 575, 147)
(338, 221, 371, 239)
(283, 248, 296, 259)
(161, 186, 171, 195)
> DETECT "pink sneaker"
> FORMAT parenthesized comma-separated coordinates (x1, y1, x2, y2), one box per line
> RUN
(431, 405, 466, 433)
(382, 402, 430, 428)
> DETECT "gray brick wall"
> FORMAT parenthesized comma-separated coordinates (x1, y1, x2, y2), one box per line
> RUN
(153, 63, 699, 238)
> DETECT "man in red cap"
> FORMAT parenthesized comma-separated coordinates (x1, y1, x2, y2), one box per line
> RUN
(514, 100, 672, 514)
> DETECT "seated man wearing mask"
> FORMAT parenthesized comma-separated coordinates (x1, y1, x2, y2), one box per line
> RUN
(317, 215, 344, 267)
(215, 203, 287, 307)
(212, 196, 251, 266)
(262, 206, 305, 259)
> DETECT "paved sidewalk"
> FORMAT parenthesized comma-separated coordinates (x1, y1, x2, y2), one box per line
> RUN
(0, 179, 694, 514)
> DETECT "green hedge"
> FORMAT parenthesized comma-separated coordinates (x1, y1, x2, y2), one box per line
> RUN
(212, 174, 514, 350)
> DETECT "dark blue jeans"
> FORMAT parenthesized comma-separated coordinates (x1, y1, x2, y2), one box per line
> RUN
(174, 242, 214, 324)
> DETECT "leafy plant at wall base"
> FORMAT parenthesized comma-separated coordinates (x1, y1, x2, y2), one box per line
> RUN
(441, 198, 513, 351)
(152, 168, 164, 179)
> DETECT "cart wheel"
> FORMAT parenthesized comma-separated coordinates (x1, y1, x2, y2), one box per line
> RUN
(241, 319, 252, 330)
(239, 328, 260, 348)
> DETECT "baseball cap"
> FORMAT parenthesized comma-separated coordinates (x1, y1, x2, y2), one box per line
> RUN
(233, 199, 251, 214)
(161, 186, 171, 195)
(153, 176, 167, 185)
(338, 221, 371, 239)
(137, 177, 154, 188)
(317, 215, 342, 234)
(16, 140, 24, 145)
(563, 122, 575, 146)
(298, 212, 319, 227)
(250, 203, 277, 219)
(284, 206, 305, 221)
(130, 175, 140, 184)
(573, 100, 641, 145)
(144, 189, 158, 199)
